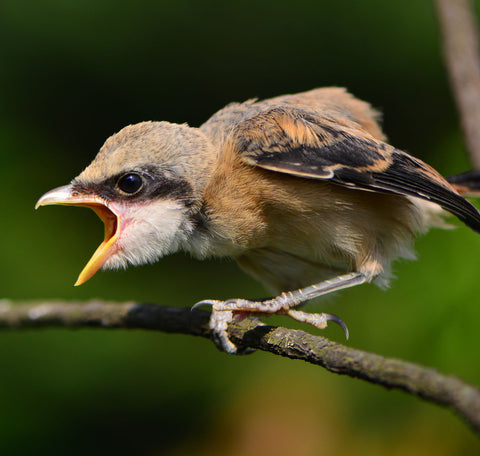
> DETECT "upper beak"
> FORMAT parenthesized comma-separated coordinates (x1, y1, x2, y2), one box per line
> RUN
(36, 184, 119, 286)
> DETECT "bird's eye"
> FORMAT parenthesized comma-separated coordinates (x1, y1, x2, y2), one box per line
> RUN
(117, 173, 144, 194)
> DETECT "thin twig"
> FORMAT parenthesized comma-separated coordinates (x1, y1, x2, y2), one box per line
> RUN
(435, 0, 480, 168)
(1, 299, 479, 436)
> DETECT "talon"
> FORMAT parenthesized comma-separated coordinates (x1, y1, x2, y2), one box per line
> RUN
(191, 299, 219, 310)
(325, 313, 349, 340)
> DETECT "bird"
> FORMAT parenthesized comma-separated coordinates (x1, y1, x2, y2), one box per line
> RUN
(36, 87, 480, 353)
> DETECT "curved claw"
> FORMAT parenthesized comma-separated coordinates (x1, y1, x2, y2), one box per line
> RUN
(191, 299, 219, 310)
(325, 313, 350, 340)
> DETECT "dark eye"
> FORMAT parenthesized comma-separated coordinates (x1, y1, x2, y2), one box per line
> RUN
(117, 173, 143, 194)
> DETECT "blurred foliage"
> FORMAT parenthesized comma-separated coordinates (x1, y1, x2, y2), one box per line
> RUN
(1, 0, 480, 454)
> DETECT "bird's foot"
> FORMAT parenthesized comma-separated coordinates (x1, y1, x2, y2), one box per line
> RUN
(193, 300, 256, 354)
(193, 297, 349, 354)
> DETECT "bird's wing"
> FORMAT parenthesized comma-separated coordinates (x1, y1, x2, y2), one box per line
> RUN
(231, 106, 480, 233)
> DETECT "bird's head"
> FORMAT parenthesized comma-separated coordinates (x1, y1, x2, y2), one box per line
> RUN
(36, 121, 216, 285)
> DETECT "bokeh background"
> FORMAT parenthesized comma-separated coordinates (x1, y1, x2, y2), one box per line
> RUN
(1, 0, 480, 454)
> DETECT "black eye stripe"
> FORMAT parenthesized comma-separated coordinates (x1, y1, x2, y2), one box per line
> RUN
(72, 170, 194, 203)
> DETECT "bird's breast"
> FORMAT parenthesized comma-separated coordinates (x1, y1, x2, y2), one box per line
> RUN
(200, 157, 423, 291)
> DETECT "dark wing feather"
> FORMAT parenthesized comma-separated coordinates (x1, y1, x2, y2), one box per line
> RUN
(232, 106, 480, 234)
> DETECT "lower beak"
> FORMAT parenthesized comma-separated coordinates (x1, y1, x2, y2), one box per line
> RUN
(36, 184, 119, 286)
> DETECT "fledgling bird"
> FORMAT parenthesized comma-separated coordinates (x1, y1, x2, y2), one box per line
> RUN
(36, 87, 480, 353)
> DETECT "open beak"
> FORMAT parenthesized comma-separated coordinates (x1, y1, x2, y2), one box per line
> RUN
(36, 184, 119, 286)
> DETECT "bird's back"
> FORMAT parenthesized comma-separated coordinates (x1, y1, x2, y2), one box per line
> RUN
(200, 87, 386, 147)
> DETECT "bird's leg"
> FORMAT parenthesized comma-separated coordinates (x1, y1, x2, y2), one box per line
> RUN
(194, 272, 366, 353)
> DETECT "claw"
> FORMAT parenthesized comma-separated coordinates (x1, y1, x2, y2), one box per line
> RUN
(191, 299, 219, 310)
(325, 313, 349, 340)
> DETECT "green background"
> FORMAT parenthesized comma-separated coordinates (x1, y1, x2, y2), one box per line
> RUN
(1, 0, 480, 454)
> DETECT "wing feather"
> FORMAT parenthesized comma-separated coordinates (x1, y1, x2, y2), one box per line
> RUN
(232, 106, 480, 233)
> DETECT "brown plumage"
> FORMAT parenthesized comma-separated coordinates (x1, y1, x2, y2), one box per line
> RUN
(36, 87, 480, 353)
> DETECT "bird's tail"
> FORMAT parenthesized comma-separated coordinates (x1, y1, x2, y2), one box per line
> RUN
(447, 170, 480, 197)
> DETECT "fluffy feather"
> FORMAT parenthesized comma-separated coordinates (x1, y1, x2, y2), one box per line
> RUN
(103, 199, 193, 270)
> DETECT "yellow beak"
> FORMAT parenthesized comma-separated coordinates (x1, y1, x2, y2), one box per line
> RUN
(36, 185, 119, 286)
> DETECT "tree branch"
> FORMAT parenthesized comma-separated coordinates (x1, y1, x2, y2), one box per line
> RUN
(435, 0, 480, 168)
(1, 299, 479, 436)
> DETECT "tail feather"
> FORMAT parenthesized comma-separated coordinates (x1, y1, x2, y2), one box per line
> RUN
(447, 170, 480, 197)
